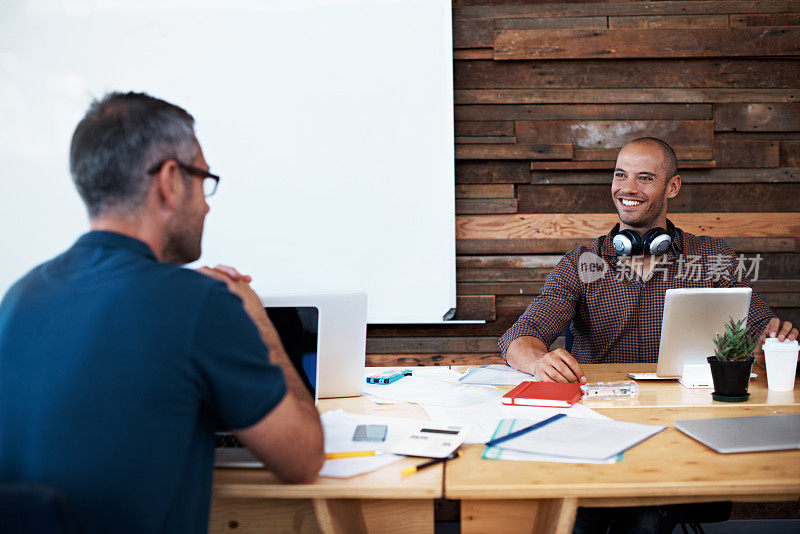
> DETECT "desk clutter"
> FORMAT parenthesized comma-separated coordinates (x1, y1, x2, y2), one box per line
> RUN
(319, 368, 669, 478)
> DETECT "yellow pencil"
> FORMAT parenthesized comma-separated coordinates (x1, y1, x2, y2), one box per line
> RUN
(325, 450, 380, 460)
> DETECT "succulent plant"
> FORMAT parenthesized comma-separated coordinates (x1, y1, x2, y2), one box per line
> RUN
(712, 317, 757, 362)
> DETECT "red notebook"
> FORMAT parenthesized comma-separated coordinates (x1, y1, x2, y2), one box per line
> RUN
(502, 381, 583, 407)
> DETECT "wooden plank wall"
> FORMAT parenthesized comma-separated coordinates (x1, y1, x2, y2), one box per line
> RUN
(366, 0, 800, 367)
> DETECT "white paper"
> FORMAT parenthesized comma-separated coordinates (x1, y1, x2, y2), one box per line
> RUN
(364, 375, 501, 407)
(319, 410, 427, 478)
(482, 419, 620, 464)
(496, 416, 665, 461)
(458, 364, 535, 386)
(319, 454, 403, 478)
(422, 398, 609, 444)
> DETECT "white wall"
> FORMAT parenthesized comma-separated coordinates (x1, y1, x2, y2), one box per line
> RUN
(0, 0, 456, 323)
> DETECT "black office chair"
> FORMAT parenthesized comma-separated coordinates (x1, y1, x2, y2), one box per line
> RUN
(0, 483, 82, 534)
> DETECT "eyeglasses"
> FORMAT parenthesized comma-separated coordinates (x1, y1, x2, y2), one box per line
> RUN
(147, 159, 221, 197)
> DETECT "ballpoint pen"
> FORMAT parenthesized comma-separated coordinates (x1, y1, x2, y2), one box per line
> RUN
(401, 450, 461, 476)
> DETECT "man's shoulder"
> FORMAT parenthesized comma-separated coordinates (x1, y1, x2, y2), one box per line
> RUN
(147, 262, 234, 305)
(562, 236, 604, 262)
(679, 230, 736, 256)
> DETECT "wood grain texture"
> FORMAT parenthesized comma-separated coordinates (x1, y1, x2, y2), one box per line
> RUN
(530, 168, 800, 184)
(454, 59, 800, 89)
(515, 120, 713, 149)
(715, 139, 780, 167)
(609, 14, 729, 29)
(456, 184, 515, 199)
(458, 255, 562, 269)
(715, 103, 800, 132)
(461, 499, 578, 534)
(313, 499, 366, 534)
(455, 143, 572, 160)
(729, 13, 800, 27)
(493, 28, 800, 60)
(531, 160, 717, 170)
(365, 353, 506, 367)
(456, 213, 800, 240)
(456, 161, 530, 184)
(366, 337, 501, 354)
(456, 198, 518, 214)
(454, 1, 800, 19)
(453, 18, 493, 48)
(517, 183, 800, 213)
(453, 294, 496, 321)
(455, 89, 800, 104)
(209, 498, 319, 534)
(455, 120, 514, 137)
(781, 141, 800, 167)
(454, 136, 515, 145)
(456, 104, 712, 121)
(572, 146, 712, 162)
(453, 48, 493, 60)
(494, 16, 607, 31)
(458, 267, 553, 282)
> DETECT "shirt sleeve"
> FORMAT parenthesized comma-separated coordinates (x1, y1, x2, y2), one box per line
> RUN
(498, 251, 582, 359)
(714, 240, 777, 342)
(190, 282, 287, 431)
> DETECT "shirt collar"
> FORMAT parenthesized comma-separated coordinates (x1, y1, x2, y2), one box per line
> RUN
(74, 230, 158, 261)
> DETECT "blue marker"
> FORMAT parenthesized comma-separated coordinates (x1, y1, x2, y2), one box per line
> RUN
(366, 369, 412, 384)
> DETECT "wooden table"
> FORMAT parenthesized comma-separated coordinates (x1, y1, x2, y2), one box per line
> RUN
(209, 364, 799, 533)
(210, 397, 442, 534)
(447, 364, 800, 534)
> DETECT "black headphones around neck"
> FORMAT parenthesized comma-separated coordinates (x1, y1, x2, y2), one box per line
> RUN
(611, 219, 675, 256)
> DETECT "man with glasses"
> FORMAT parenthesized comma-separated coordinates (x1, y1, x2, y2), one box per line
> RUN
(0, 92, 324, 534)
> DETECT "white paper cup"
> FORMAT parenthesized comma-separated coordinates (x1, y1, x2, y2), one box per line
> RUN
(763, 338, 799, 392)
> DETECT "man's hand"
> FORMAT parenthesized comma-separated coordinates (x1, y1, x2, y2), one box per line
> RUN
(532, 348, 587, 384)
(506, 336, 587, 384)
(196, 265, 272, 332)
(753, 317, 798, 367)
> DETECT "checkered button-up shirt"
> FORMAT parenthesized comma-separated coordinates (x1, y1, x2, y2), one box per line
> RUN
(499, 227, 776, 363)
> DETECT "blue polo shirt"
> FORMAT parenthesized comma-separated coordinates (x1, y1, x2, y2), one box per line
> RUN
(0, 231, 287, 534)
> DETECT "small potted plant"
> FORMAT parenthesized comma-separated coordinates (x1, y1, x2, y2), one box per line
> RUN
(707, 317, 757, 402)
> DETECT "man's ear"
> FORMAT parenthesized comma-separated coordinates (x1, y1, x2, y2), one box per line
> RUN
(666, 174, 681, 199)
(151, 160, 185, 211)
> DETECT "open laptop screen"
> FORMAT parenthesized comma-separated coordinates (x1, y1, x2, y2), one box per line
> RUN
(215, 306, 318, 466)
(265, 306, 318, 398)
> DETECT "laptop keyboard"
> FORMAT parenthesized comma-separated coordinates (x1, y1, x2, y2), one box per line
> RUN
(215, 433, 244, 448)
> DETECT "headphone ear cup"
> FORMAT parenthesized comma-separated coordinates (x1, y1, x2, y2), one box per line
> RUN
(642, 227, 672, 255)
(613, 230, 641, 256)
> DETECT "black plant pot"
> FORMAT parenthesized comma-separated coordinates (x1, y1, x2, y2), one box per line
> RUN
(707, 356, 755, 399)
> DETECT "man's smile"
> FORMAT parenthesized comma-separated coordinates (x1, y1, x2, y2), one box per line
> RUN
(618, 198, 645, 207)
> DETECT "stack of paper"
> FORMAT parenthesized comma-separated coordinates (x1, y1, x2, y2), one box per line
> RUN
(483, 416, 665, 464)
(458, 364, 534, 386)
(422, 398, 610, 444)
(319, 410, 416, 478)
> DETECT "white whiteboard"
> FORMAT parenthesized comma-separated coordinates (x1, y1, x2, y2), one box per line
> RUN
(0, 0, 456, 323)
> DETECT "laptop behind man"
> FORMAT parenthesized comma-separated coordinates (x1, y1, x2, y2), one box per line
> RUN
(0, 92, 323, 534)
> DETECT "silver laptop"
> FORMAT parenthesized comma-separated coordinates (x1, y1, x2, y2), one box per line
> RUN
(656, 288, 751, 377)
(215, 291, 367, 467)
(676, 415, 800, 453)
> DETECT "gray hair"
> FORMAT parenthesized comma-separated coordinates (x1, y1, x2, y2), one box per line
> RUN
(69, 92, 199, 218)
